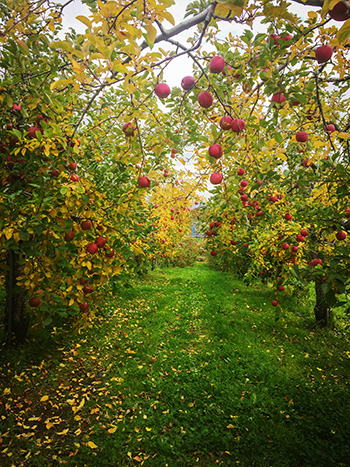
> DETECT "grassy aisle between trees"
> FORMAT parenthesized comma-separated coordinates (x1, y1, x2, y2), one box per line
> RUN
(1, 264, 350, 467)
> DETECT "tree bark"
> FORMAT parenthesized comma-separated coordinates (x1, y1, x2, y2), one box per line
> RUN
(4, 249, 29, 346)
(313, 278, 332, 327)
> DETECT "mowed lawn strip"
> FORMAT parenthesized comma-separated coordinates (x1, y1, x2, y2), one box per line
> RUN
(1, 263, 349, 467)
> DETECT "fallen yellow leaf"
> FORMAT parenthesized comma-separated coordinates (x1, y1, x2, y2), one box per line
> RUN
(87, 441, 98, 449)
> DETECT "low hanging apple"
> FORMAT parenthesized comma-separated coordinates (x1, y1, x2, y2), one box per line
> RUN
(315, 44, 333, 64)
(329, 2, 350, 21)
(209, 55, 225, 73)
(87, 242, 98, 254)
(336, 231, 346, 241)
(181, 76, 195, 90)
(231, 119, 245, 133)
(271, 93, 286, 106)
(220, 116, 233, 130)
(237, 167, 245, 176)
(155, 83, 171, 98)
(208, 144, 223, 159)
(29, 297, 41, 307)
(64, 230, 74, 242)
(210, 172, 223, 185)
(198, 91, 213, 108)
(138, 176, 150, 188)
(81, 220, 92, 230)
(296, 131, 308, 143)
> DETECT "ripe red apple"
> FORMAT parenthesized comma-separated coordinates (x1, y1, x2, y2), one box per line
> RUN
(181, 76, 195, 90)
(138, 176, 150, 188)
(267, 33, 281, 46)
(300, 229, 308, 237)
(210, 172, 223, 185)
(208, 144, 223, 159)
(209, 56, 225, 73)
(240, 179, 248, 187)
(28, 126, 43, 139)
(87, 242, 98, 254)
(70, 174, 80, 182)
(311, 258, 322, 267)
(81, 220, 92, 230)
(315, 44, 333, 64)
(36, 115, 49, 127)
(296, 131, 308, 143)
(296, 234, 305, 242)
(237, 168, 245, 176)
(64, 230, 74, 242)
(277, 285, 285, 292)
(82, 285, 93, 294)
(69, 160, 77, 170)
(329, 2, 350, 21)
(50, 168, 60, 177)
(122, 122, 135, 136)
(206, 230, 212, 236)
(345, 208, 350, 218)
(29, 297, 41, 307)
(325, 123, 336, 133)
(95, 236, 107, 248)
(271, 299, 278, 307)
(281, 242, 290, 250)
(105, 248, 115, 258)
(290, 96, 301, 106)
(243, 242, 248, 248)
(220, 116, 233, 130)
(79, 302, 88, 312)
(198, 91, 213, 108)
(285, 213, 293, 221)
(231, 119, 245, 133)
(231, 240, 238, 245)
(282, 33, 293, 41)
(210, 250, 217, 256)
(171, 148, 177, 154)
(336, 231, 346, 241)
(271, 93, 286, 106)
(12, 104, 21, 112)
(292, 245, 299, 253)
(155, 83, 171, 98)
(195, 201, 199, 205)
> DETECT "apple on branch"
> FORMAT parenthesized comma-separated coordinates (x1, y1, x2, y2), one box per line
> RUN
(155, 83, 171, 98)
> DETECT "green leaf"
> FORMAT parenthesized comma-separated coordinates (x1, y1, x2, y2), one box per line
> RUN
(337, 18, 350, 44)
(60, 187, 68, 195)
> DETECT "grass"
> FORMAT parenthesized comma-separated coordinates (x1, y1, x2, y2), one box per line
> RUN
(1, 263, 350, 466)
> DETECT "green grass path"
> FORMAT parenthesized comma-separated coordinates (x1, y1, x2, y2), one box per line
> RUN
(1, 264, 350, 466)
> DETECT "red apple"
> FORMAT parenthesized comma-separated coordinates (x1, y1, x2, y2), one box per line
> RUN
(282, 33, 293, 41)
(292, 246, 299, 253)
(195, 201, 199, 205)
(12, 104, 21, 112)
(271, 299, 278, 307)
(198, 91, 213, 108)
(277, 285, 285, 291)
(285, 213, 293, 221)
(296, 234, 305, 242)
(122, 122, 135, 136)
(206, 230, 212, 236)
(27, 126, 43, 139)
(325, 123, 336, 133)
(79, 302, 88, 312)
(296, 131, 308, 143)
(231, 119, 245, 133)
(267, 33, 281, 46)
(69, 160, 77, 170)
(210, 172, 223, 185)
(81, 220, 92, 230)
(329, 2, 350, 21)
(336, 231, 346, 241)
(271, 93, 286, 106)
(29, 297, 41, 307)
(209, 56, 225, 73)
(281, 242, 290, 250)
(171, 148, 177, 154)
(300, 229, 308, 237)
(208, 144, 223, 159)
(210, 250, 217, 256)
(231, 240, 238, 245)
(87, 242, 98, 254)
(181, 76, 195, 90)
(302, 158, 312, 167)
(36, 115, 49, 127)
(345, 208, 350, 218)
(220, 116, 233, 130)
(64, 230, 74, 242)
(82, 286, 93, 294)
(95, 236, 107, 248)
(155, 83, 171, 98)
(237, 168, 245, 176)
(240, 179, 248, 187)
(50, 168, 60, 177)
(105, 248, 115, 258)
(70, 174, 80, 182)
(138, 176, 150, 188)
(315, 44, 333, 64)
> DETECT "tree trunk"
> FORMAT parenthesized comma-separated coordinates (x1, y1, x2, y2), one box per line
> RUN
(313, 278, 332, 327)
(4, 249, 29, 346)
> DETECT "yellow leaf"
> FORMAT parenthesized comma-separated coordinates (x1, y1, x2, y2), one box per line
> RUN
(337, 17, 350, 44)
(161, 11, 175, 26)
(68, 298, 75, 307)
(87, 441, 98, 449)
(226, 424, 235, 429)
(40, 395, 49, 402)
(134, 426, 140, 432)
(338, 132, 350, 140)
(76, 15, 92, 29)
(145, 21, 157, 46)
(108, 426, 118, 434)
(46, 422, 54, 429)
(145, 427, 152, 431)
